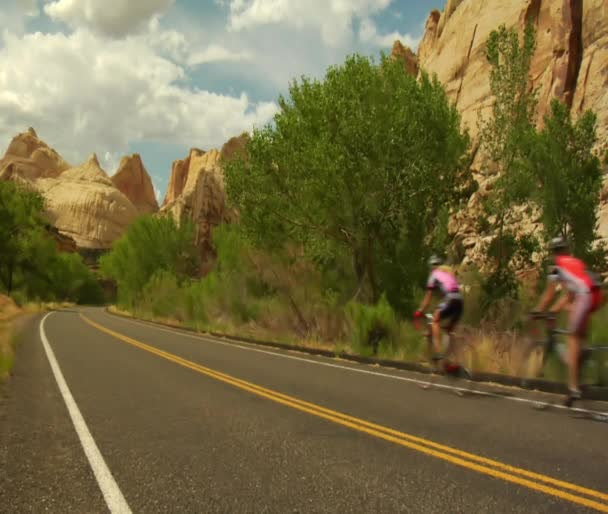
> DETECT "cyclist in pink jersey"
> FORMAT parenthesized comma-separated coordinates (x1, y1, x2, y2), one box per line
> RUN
(533, 236, 604, 406)
(415, 256, 464, 362)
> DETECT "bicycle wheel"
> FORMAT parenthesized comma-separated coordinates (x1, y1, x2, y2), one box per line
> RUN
(582, 346, 608, 387)
(446, 334, 477, 373)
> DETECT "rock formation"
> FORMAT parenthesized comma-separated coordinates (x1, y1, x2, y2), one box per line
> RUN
(0, 130, 140, 249)
(390, 40, 419, 76)
(392, 0, 608, 263)
(0, 127, 70, 181)
(36, 154, 139, 248)
(160, 133, 249, 270)
(161, 149, 230, 268)
(418, 0, 583, 142)
(111, 153, 159, 215)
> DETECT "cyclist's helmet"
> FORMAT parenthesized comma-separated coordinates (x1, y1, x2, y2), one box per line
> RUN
(548, 236, 569, 253)
(429, 255, 443, 267)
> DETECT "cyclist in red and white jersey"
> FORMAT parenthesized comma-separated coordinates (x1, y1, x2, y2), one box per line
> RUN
(533, 236, 603, 406)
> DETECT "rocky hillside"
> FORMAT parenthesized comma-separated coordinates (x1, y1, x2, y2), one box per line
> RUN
(0, 129, 142, 249)
(0, 128, 247, 263)
(160, 133, 249, 271)
(391, 0, 608, 261)
(414, 0, 606, 155)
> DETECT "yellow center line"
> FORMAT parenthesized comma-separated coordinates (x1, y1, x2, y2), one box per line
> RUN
(80, 313, 608, 513)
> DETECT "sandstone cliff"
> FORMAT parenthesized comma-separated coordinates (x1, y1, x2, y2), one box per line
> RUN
(392, 0, 608, 263)
(0, 127, 70, 181)
(111, 153, 159, 215)
(160, 149, 230, 269)
(0, 130, 140, 249)
(415, 0, 599, 146)
(36, 154, 139, 249)
(160, 133, 249, 271)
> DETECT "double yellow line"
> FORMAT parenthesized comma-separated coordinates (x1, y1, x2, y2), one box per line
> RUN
(80, 314, 608, 512)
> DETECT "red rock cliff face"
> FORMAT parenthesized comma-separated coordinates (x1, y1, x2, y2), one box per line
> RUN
(111, 153, 159, 215)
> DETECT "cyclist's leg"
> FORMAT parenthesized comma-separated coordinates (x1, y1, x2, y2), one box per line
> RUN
(444, 298, 465, 373)
(431, 308, 443, 356)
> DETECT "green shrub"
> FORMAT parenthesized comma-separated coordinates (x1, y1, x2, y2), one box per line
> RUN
(139, 270, 182, 319)
(346, 294, 399, 357)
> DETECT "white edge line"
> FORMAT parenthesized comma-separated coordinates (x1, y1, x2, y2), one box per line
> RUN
(40, 312, 132, 514)
(107, 312, 608, 419)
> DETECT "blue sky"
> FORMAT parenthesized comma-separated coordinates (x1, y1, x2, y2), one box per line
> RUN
(1, 0, 441, 202)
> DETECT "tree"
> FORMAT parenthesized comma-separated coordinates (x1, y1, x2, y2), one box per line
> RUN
(477, 23, 539, 303)
(225, 53, 471, 310)
(100, 214, 200, 306)
(0, 181, 46, 294)
(0, 180, 102, 303)
(528, 99, 604, 263)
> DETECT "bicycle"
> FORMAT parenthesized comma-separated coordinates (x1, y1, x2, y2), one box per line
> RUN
(519, 312, 608, 409)
(415, 313, 477, 394)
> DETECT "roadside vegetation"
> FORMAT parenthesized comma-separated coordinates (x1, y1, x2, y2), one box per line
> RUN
(0, 180, 105, 381)
(0, 181, 104, 305)
(100, 23, 608, 384)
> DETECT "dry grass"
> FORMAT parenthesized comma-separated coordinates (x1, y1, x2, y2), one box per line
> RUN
(0, 296, 23, 383)
(0, 297, 75, 383)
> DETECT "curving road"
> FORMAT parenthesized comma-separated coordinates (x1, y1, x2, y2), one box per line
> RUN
(1, 307, 608, 513)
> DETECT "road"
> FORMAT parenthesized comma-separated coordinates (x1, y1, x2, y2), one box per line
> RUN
(1, 307, 608, 513)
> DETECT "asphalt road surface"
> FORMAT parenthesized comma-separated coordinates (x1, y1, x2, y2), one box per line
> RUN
(1, 307, 608, 513)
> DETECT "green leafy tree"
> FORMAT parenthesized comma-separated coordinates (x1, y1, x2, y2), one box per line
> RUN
(0, 180, 102, 302)
(477, 23, 539, 304)
(225, 53, 471, 310)
(0, 182, 46, 294)
(528, 99, 604, 265)
(100, 214, 200, 306)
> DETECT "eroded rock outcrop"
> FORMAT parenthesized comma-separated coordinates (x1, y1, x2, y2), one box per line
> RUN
(410, 0, 608, 263)
(0, 128, 70, 181)
(36, 154, 139, 248)
(390, 40, 419, 76)
(111, 153, 159, 215)
(0, 130, 140, 249)
(572, 0, 608, 157)
(161, 149, 230, 267)
(417, 0, 594, 143)
(160, 134, 250, 271)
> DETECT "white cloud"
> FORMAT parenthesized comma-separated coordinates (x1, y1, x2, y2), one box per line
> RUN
(359, 18, 420, 50)
(187, 44, 252, 66)
(0, 29, 277, 166)
(153, 182, 161, 203)
(17, 0, 40, 17)
(225, 0, 392, 47)
(44, 0, 176, 38)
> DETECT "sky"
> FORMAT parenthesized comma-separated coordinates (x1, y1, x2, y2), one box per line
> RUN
(0, 0, 441, 202)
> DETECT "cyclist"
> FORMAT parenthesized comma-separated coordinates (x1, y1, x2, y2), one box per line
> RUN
(415, 256, 464, 372)
(532, 236, 603, 406)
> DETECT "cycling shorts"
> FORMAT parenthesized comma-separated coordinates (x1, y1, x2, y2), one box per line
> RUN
(437, 293, 463, 328)
(569, 289, 602, 337)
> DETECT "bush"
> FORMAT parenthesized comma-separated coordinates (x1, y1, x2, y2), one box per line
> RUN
(139, 270, 182, 319)
(100, 215, 200, 306)
(346, 294, 399, 357)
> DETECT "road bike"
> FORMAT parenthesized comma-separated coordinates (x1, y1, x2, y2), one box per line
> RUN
(519, 312, 608, 408)
(415, 313, 477, 394)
